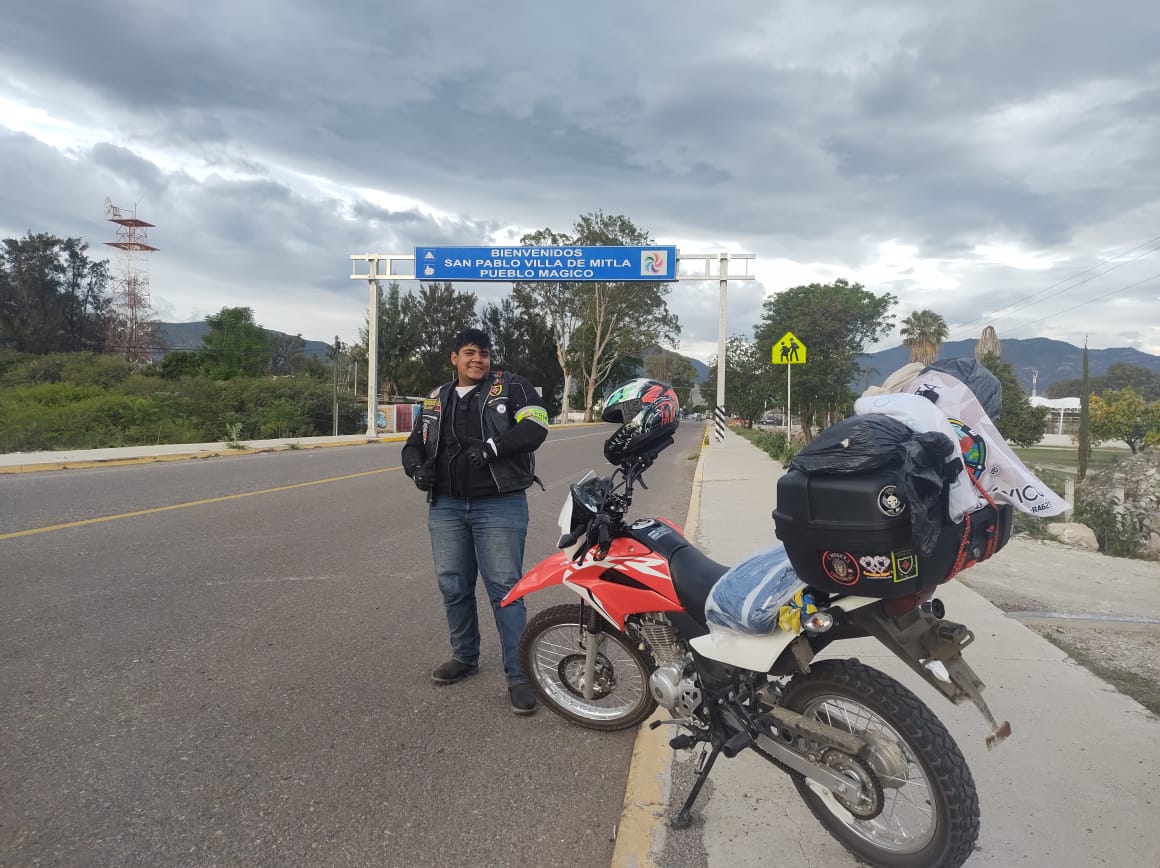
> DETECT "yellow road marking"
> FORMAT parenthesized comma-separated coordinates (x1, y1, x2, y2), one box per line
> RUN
(0, 466, 401, 541)
(610, 435, 708, 867)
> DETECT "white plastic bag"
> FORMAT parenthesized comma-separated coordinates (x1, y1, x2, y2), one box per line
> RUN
(853, 392, 984, 520)
(896, 368, 1070, 516)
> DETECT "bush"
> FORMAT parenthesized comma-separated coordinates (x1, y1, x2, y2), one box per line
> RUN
(735, 427, 800, 464)
(0, 352, 360, 452)
(1074, 499, 1149, 557)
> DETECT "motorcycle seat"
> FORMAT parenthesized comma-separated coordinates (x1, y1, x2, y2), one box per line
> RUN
(669, 545, 729, 627)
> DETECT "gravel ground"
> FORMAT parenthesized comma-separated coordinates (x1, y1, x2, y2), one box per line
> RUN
(958, 535, 1160, 712)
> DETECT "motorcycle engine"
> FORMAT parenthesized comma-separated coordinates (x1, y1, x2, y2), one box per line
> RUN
(649, 657, 702, 716)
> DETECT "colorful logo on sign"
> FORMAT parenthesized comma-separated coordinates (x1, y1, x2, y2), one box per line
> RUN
(641, 250, 667, 275)
(948, 418, 986, 478)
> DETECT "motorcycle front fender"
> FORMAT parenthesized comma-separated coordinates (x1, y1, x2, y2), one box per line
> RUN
(501, 551, 574, 607)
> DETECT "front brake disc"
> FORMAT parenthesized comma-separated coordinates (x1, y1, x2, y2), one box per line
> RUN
(557, 654, 615, 700)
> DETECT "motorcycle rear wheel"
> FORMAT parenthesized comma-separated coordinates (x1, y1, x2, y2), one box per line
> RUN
(518, 604, 656, 731)
(779, 659, 979, 868)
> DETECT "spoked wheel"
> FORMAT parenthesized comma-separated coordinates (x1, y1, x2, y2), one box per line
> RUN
(518, 604, 656, 731)
(780, 660, 980, 868)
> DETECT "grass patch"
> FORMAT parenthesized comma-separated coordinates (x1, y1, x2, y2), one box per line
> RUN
(734, 425, 799, 464)
(1043, 633, 1160, 716)
(1012, 446, 1124, 474)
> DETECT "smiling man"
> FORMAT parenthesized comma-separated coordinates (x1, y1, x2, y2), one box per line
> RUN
(401, 327, 549, 715)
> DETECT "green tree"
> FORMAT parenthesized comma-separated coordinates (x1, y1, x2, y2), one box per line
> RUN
(900, 309, 949, 365)
(480, 297, 563, 416)
(1078, 341, 1091, 481)
(512, 227, 583, 421)
(705, 336, 768, 427)
(401, 282, 477, 390)
(979, 352, 1048, 447)
(359, 281, 415, 399)
(1049, 363, 1160, 402)
(644, 349, 698, 410)
(269, 332, 306, 376)
(563, 212, 679, 420)
(755, 279, 896, 439)
(1105, 363, 1160, 400)
(0, 232, 113, 354)
(200, 307, 273, 379)
(1089, 389, 1160, 454)
(158, 350, 206, 379)
(60, 239, 114, 353)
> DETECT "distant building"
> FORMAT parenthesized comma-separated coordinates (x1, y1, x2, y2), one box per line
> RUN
(1030, 396, 1080, 435)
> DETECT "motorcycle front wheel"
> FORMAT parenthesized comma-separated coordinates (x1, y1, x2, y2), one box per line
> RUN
(779, 659, 980, 868)
(518, 604, 656, 731)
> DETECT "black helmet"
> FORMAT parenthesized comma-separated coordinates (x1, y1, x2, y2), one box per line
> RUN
(601, 378, 680, 464)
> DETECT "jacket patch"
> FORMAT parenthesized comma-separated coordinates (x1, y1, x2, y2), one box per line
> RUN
(515, 405, 550, 428)
(423, 398, 439, 409)
(489, 383, 503, 397)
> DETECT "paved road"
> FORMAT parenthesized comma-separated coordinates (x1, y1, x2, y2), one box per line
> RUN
(0, 425, 703, 867)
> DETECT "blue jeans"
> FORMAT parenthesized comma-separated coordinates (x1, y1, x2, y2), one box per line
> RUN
(428, 492, 529, 685)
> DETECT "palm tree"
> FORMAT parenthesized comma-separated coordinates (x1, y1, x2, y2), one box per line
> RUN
(900, 309, 949, 365)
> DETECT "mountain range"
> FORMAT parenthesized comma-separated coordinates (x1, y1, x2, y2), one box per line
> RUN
(158, 322, 333, 359)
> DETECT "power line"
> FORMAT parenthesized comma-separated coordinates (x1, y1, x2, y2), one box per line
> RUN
(956, 233, 1160, 333)
(999, 271, 1160, 337)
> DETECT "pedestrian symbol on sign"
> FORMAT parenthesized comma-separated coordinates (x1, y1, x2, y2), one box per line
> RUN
(773, 331, 807, 365)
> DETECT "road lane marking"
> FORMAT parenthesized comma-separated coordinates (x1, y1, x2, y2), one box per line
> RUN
(0, 467, 401, 541)
(1, 426, 614, 540)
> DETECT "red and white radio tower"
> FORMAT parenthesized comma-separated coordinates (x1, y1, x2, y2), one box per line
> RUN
(104, 197, 159, 361)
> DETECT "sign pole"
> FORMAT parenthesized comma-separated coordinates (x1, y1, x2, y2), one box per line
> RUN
(715, 253, 728, 441)
(772, 331, 806, 438)
(786, 362, 791, 438)
(365, 260, 380, 439)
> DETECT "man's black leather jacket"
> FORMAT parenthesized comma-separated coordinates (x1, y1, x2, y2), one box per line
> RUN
(401, 370, 549, 496)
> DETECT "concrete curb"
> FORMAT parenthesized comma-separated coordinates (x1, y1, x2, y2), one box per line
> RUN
(0, 436, 410, 474)
(610, 430, 708, 867)
(0, 423, 607, 475)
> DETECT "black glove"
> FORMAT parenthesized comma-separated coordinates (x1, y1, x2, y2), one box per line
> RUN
(410, 466, 434, 491)
(464, 439, 496, 469)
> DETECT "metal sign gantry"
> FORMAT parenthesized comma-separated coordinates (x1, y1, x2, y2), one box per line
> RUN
(350, 249, 755, 441)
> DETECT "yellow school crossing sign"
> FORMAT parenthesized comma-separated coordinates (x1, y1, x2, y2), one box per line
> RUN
(773, 331, 807, 364)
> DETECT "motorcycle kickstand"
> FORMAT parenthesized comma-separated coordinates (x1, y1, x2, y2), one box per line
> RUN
(669, 742, 723, 830)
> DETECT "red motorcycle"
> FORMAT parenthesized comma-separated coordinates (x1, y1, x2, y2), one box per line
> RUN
(502, 379, 1011, 868)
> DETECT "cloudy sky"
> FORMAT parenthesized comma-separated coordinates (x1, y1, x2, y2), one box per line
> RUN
(2, 0, 1158, 363)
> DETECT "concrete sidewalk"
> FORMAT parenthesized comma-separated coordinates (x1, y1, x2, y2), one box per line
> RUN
(661, 428, 1160, 867)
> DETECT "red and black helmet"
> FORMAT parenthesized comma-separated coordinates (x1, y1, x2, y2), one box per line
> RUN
(601, 378, 680, 464)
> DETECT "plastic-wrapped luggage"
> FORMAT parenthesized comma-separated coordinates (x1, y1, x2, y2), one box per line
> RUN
(704, 543, 815, 634)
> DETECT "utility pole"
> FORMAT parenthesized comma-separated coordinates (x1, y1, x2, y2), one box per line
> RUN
(329, 335, 342, 436)
(677, 253, 756, 441)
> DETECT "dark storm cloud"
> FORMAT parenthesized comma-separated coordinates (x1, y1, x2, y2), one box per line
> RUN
(1, 0, 1158, 353)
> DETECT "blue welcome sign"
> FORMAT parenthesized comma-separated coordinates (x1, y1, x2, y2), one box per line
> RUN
(414, 245, 678, 282)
